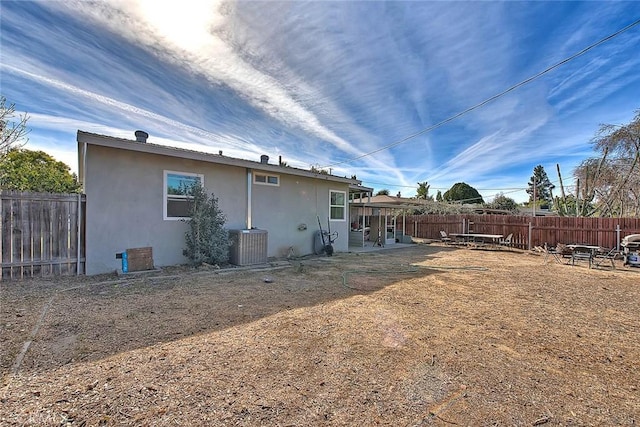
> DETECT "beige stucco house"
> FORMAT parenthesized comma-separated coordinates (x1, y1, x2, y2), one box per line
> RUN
(77, 130, 371, 275)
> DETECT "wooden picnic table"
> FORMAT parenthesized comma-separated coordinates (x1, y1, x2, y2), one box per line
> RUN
(450, 233, 503, 248)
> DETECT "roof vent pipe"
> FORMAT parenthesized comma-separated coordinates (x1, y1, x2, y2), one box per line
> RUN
(134, 130, 149, 143)
(260, 155, 269, 164)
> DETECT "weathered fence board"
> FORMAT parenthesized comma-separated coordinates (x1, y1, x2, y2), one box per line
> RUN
(0, 191, 85, 280)
(402, 214, 640, 250)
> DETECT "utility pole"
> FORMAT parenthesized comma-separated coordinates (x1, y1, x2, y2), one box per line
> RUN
(533, 177, 536, 217)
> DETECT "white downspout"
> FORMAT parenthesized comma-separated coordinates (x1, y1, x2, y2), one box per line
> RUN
(82, 142, 87, 190)
(246, 169, 252, 229)
(77, 192, 82, 275)
(80, 142, 87, 274)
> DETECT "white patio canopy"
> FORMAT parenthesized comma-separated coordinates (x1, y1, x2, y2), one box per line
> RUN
(348, 192, 430, 248)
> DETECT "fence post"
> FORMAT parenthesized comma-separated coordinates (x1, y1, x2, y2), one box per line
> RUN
(0, 193, 2, 279)
(414, 220, 417, 238)
(616, 224, 620, 250)
(528, 222, 532, 251)
(77, 193, 82, 276)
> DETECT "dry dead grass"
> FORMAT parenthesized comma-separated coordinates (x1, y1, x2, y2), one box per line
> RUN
(1, 244, 639, 426)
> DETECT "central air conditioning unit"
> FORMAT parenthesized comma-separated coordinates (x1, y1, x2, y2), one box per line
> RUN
(228, 229, 268, 266)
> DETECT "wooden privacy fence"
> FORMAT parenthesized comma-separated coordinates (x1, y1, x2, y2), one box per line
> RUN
(1, 191, 85, 280)
(401, 214, 640, 251)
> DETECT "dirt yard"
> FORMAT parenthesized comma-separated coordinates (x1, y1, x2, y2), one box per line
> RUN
(1, 244, 639, 426)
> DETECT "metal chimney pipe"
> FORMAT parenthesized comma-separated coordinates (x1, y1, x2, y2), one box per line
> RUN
(134, 130, 149, 143)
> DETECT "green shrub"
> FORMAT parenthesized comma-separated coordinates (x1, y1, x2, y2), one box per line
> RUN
(183, 182, 230, 266)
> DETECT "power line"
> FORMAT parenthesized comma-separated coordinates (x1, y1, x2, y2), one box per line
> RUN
(323, 17, 640, 169)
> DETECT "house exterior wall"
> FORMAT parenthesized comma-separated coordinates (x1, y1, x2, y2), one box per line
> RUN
(83, 144, 349, 274)
(250, 173, 349, 258)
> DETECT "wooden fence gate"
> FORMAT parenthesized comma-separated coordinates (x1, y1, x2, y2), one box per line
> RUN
(1, 191, 85, 280)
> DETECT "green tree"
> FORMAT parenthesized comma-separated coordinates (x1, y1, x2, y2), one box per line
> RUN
(183, 181, 230, 266)
(1, 96, 29, 153)
(442, 182, 484, 204)
(526, 165, 555, 207)
(485, 193, 518, 211)
(435, 190, 443, 202)
(0, 149, 80, 193)
(415, 181, 432, 200)
(375, 189, 390, 196)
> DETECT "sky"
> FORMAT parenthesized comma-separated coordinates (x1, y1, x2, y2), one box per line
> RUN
(1, 1, 639, 203)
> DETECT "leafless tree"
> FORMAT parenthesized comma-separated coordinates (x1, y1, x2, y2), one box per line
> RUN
(573, 110, 640, 217)
(0, 96, 30, 153)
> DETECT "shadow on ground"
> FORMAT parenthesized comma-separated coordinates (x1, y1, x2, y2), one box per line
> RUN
(2, 244, 447, 378)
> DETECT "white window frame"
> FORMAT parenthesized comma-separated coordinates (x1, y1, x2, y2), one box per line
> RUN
(253, 172, 280, 186)
(163, 170, 204, 220)
(329, 189, 347, 221)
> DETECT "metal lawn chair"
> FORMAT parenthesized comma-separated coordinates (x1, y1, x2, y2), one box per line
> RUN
(593, 247, 618, 269)
(498, 233, 513, 250)
(440, 230, 452, 245)
(544, 243, 571, 264)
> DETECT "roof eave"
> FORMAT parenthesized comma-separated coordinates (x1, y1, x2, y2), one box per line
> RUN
(77, 130, 360, 185)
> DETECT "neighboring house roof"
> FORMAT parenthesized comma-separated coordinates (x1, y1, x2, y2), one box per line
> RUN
(518, 207, 558, 217)
(472, 208, 512, 215)
(350, 194, 430, 209)
(77, 130, 371, 189)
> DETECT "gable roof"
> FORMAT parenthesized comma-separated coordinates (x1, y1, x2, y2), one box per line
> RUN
(77, 130, 367, 187)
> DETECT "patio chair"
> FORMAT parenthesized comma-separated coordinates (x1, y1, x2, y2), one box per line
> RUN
(543, 244, 560, 264)
(440, 230, 452, 245)
(593, 247, 618, 269)
(498, 233, 513, 249)
(544, 243, 572, 264)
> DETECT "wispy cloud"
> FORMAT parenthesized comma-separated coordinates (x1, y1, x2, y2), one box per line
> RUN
(2, 0, 638, 201)
(2, 64, 269, 152)
(50, 1, 362, 153)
